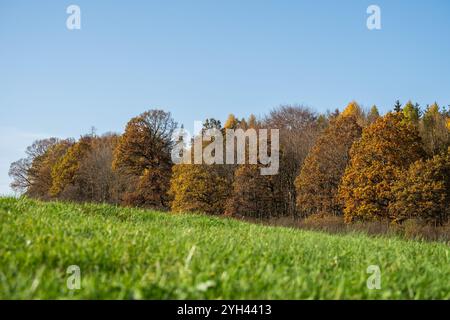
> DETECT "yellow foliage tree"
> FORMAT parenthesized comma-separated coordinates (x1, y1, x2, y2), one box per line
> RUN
(341, 101, 362, 117)
(419, 103, 449, 155)
(340, 101, 365, 126)
(169, 118, 231, 214)
(169, 164, 229, 214)
(389, 148, 450, 225)
(295, 112, 362, 216)
(367, 105, 380, 124)
(223, 114, 239, 130)
(402, 100, 420, 125)
(50, 136, 92, 196)
(339, 112, 425, 223)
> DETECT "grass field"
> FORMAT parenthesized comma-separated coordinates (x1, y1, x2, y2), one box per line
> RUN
(0, 197, 449, 299)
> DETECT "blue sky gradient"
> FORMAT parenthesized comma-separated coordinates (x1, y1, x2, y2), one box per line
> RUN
(1, 0, 450, 194)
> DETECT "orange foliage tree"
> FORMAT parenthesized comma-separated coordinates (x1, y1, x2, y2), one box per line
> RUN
(389, 148, 450, 225)
(295, 103, 363, 217)
(113, 110, 177, 209)
(339, 112, 425, 223)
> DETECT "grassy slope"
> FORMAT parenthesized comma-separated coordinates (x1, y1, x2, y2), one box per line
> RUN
(0, 197, 449, 299)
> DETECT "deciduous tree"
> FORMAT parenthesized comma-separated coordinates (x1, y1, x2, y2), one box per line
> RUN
(339, 112, 425, 222)
(419, 103, 449, 156)
(402, 101, 420, 125)
(9, 138, 73, 198)
(225, 164, 284, 218)
(295, 102, 363, 217)
(113, 110, 177, 208)
(169, 118, 230, 214)
(367, 105, 380, 124)
(68, 134, 130, 203)
(264, 105, 322, 217)
(170, 164, 229, 214)
(50, 136, 93, 197)
(389, 148, 450, 225)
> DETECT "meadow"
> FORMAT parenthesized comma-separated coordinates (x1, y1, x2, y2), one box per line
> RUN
(0, 197, 449, 299)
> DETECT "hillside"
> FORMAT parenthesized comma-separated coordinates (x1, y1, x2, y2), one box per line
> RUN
(0, 197, 449, 299)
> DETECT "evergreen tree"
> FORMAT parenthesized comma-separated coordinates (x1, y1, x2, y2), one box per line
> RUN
(203, 118, 222, 130)
(394, 100, 402, 113)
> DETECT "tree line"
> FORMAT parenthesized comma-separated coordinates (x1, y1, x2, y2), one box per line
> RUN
(9, 101, 450, 226)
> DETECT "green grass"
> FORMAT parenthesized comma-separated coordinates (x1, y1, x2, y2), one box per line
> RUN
(0, 197, 449, 299)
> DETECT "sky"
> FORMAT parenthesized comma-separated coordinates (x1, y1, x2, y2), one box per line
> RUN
(1, 0, 450, 195)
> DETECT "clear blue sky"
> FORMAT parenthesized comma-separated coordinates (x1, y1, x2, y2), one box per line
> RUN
(1, 0, 450, 194)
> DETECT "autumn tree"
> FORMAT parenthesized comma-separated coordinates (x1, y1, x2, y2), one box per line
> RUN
(339, 112, 425, 223)
(225, 135, 284, 217)
(225, 164, 284, 218)
(402, 101, 420, 125)
(9, 138, 73, 198)
(169, 118, 230, 214)
(341, 101, 366, 126)
(419, 103, 449, 156)
(50, 136, 93, 197)
(264, 105, 322, 217)
(169, 163, 229, 214)
(248, 114, 257, 129)
(367, 105, 380, 124)
(30, 139, 73, 198)
(225, 113, 287, 218)
(9, 138, 58, 193)
(295, 102, 363, 217)
(13, 133, 133, 204)
(389, 148, 450, 225)
(66, 134, 130, 203)
(223, 114, 239, 130)
(113, 110, 177, 175)
(113, 110, 177, 208)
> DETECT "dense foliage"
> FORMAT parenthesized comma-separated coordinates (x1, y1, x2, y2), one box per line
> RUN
(339, 112, 425, 223)
(295, 103, 363, 217)
(9, 101, 450, 226)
